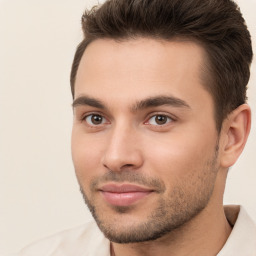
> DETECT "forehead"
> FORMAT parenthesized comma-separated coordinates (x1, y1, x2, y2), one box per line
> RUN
(75, 38, 213, 111)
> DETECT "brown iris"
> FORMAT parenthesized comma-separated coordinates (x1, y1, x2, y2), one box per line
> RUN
(91, 114, 103, 125)
(155, 115, 168, 125)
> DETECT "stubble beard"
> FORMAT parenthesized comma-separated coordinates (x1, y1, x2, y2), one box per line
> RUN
(78, 146, 219, 244)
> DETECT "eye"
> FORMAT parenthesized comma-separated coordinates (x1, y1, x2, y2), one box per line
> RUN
(84, 114, 108, 126)
(147, 114, 173, 125)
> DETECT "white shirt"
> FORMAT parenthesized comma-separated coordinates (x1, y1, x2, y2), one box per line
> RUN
(8, 205, 256, 256)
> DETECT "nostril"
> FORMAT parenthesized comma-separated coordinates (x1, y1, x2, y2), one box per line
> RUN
(119, 164, 137, 172)
(122, 164, 134, 168)
(103, 163, 134, 172)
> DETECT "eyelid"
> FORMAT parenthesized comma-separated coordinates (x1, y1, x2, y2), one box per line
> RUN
(80, 111, 105, 120)
(78, 110, 176, 128)
(144, 112, 177, 125)
(86, 114, 107, 125)
(81, 112, 110, 126)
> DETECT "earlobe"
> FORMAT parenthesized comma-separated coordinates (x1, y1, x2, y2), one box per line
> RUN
(220, 104, 251, 168)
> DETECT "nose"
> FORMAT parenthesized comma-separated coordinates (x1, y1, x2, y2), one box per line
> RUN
(101, 125, 144, 172)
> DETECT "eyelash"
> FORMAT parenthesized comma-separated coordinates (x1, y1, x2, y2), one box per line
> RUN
(145, 114, 175, 126)
(81, 113, 109, 126)
(80, 112, 176, 128)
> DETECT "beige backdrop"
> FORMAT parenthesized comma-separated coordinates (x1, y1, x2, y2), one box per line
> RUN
(0, 0, 255, 253)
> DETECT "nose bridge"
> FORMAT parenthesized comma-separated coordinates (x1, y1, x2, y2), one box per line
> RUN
(102, 119, 143, 171)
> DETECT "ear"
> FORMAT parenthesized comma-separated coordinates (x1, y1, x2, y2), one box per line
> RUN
(220, 104, 251, 168)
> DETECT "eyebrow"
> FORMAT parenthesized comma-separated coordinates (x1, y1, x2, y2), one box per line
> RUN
(72, 95, 191, 111)
(72, 96, 105, 109)
(132, 95, 191, 112)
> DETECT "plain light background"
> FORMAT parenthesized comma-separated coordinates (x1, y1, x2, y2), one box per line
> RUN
(0, 0, 255, 254)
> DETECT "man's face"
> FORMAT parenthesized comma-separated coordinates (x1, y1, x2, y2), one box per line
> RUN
(71, 38, 220, 243)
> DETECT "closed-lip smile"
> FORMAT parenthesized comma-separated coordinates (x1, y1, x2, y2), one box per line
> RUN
(99, 183, 154, 206)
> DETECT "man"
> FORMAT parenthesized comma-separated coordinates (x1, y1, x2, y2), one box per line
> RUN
(12, 0, 255, 255)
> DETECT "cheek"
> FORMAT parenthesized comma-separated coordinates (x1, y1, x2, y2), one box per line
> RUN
(144, 130, 217, 181)
(145, 139, 218, 203)
(71, 130, 104, 185)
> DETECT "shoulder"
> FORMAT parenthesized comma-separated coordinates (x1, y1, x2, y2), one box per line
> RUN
(10, 220, 110, 256)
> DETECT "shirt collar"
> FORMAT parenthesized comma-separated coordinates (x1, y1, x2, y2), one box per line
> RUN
(217, 205, 256, 255)
(106, 205, 256, 256)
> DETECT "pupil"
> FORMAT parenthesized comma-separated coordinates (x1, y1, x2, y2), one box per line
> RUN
(156, 115, 167, 125)
(92, 115, 102, 124)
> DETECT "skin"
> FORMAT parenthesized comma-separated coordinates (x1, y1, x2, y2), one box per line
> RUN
(71, 38, 251, 256)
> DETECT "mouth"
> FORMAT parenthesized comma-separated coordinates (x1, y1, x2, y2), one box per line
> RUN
(98, 183, 154, 207)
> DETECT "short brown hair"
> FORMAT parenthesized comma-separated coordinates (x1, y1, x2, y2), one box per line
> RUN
(70, 0, 253, 131)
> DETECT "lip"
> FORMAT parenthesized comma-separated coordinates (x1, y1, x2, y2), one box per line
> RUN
(99, 184, 154, 206)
